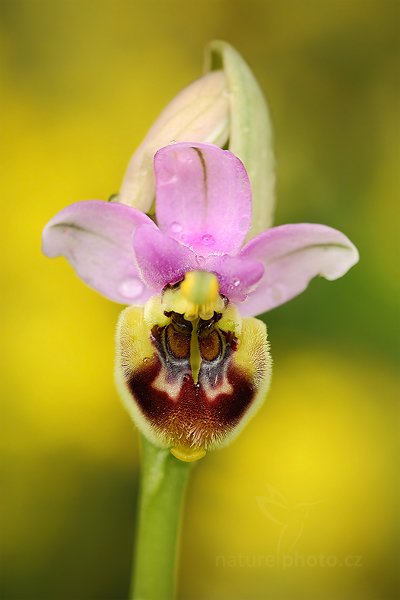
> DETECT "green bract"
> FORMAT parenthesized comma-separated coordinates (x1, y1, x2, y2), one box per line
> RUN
(205, 40, 275, 238)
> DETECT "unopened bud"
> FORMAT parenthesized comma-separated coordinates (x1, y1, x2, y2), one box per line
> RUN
(205, 41, 276, 237)
(118, 70, 229, 212)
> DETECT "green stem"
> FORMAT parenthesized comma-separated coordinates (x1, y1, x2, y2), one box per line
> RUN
(130, 436, 192, 600)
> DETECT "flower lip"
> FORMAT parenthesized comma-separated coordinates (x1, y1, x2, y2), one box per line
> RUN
(116, 304, 272, 457)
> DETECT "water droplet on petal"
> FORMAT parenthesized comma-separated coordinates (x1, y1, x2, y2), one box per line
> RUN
(162, 175, 178, 185)
(118, 278, 144, 300)
(201, 233, 215, 246)
(143, 357, 151, 365)
(196, 255, 206, 267)
(170, 221, 182, 234)
(238, 216, 250, 233)
(232, 277, 241, 287)
(178, 153, 193, 165)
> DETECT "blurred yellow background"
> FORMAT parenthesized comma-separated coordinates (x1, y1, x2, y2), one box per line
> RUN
(1, 1, 399, 599)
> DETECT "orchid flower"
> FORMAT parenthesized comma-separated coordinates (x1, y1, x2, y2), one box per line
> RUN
(42, 141, 358, 462)
(42, 41, 359, 600)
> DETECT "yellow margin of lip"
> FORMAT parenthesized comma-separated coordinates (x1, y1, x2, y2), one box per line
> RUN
(170, 446, 207, 462)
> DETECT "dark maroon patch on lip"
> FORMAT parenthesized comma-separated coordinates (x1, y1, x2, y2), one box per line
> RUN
(126, 356, 255, 448)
